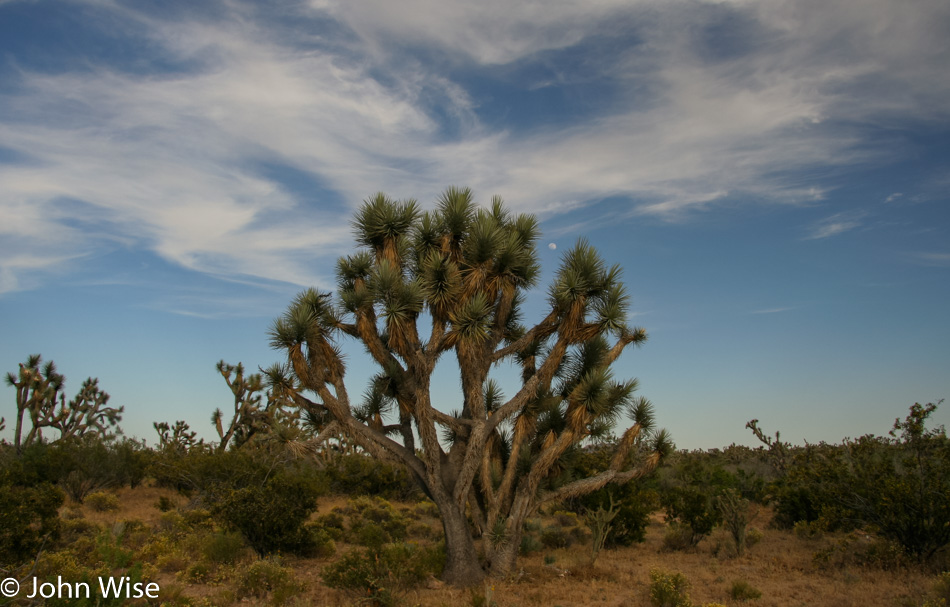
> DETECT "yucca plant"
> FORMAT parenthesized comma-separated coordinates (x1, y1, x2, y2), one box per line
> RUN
(268, 187, 671, 585)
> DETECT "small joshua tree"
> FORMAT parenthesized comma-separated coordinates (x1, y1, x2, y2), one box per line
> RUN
(154, 420, 203, 454)
(745, 418, 789, 474)
(5, 354, 123, 454)
(587, 494, 620, 565)
(716, 488, 753, 556)
(213, 360, 279, 452)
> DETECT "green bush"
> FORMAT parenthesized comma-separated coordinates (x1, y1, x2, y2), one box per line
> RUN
(155, 495, 176, 512)
(17, 437, 152, 502)
(812, 531, 906, 570)
(661, 522, 695, 552)
(210, 471, 324, 556)
(565, 449, 660, 547)
(0, 465, 64, 567)
(932, 572, 950, 604)
(85, 491, 120, 512)
(322, 542, 444, 606)
(729, 580, 762, 601)
(746, 527, 764, 549)
(519, 533, 542, 555)
(649, 569, 691, 607)
(303, 523, 337, 558)
(792, 519, 826, 540)
(662, 485, 721, 547)
(236, 557, 303, 602)
(553, 510, 579, 527)
(344, 496, 408, 548)
(325, 453, 420, 500)
(150, 447, 274, 495)
(201, 531, 247, 564)
(771, 403, 950, 565)
(539, 525, 573, 549)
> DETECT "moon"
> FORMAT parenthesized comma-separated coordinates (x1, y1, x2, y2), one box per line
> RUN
(548, 243, 557, 250)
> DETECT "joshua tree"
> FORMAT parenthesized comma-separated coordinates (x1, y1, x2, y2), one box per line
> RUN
(269, 188, 670, 585)
(154, 420, 202, 454)
(213, 360, 276, 452)
(745, 418, 789, 474)
(5, 354, 123, 454)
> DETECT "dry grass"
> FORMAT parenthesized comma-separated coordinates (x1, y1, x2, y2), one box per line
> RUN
(71, 485, 939, 607)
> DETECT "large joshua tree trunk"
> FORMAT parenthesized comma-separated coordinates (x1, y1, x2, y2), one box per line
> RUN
(268, 188, 671, 586)
(439, 501, 486, 585)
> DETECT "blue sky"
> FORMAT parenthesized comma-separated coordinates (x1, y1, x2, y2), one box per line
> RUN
(1, 0, 948, 449)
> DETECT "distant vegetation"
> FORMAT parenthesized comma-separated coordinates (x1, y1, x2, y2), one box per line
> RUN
(2, 350, 948, 603)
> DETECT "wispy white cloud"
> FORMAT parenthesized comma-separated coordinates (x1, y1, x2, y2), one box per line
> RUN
(805, 212, 866, 239)
(0, 0, 947, 294)
(885, 192, 903, 203)
(750, 306, 795, 315)
(910, 251, 950, 266)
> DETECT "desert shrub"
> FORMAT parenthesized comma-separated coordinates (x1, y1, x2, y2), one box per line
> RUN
(33, 550, 142, 607)
(813, 531, 906, 570)
(322, 542, 444, 606)
(318, 511, 346, 531)
(746, 526, 763, 549)
(553, 510, 580, 527)
(236, 557, 303, 602)
(155, 548, 190, 573)
(201, 531, 247, 564)
(325, 453, 420, 500)
(344, 496, 408, 548)
(155, 495, 176, 512)
(413, 500, 440, 519)
(31, 437, 150, 502)
(210, 470, 324, 556)
(35, 549, 107, 583)
(316, 512, 346, 541)
(108, 438, 152, 489)
(181, 507, 215, 530)
(793, 519, 826, 540)
(182, 560, 212, 582)
(58, 516, 100, 546)
(649, 569, 691, 607)
(770, 403, 950, 567)
(0, 465, 63, 567)
(570, 525, 591, 544)
(407, 521, 437, 540)
(150, 446, 268, 495)
(95, 528, 135, 568)
(519, 533, 542, 555)
(540, 525, 573, 549)
(729, 580, 762, 601)
(303, 523, 337, 558)
(156, 511, 187, 535)
(85, 491, 120, 512)
(662, 522, 696, 552)
(932, 572, 950, 603)
(566, 449, 661, 547)
(662, 485, 721, 547)
(137, 533, 177, 562)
